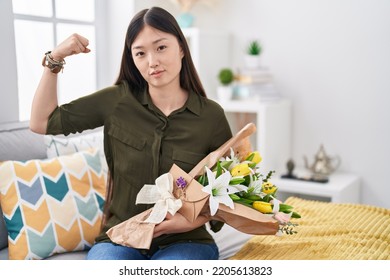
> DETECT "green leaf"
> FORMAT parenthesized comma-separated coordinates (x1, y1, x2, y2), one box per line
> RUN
(197, 174, 207, 186)
(229, 193, 241, 201)
(221, 161, 233, 170)
(246, 194, 262, 201)
(291, 212, 301, 219)
(216, 161, 222, 178)
(245, 197, 256, 204)
(245, 153, 255, 161)
(248, 162, 257, 169)
(262, 194, 272, 203)
(234, 198, 254, 208)
(279, 204, 293, 211)
(247, 186, 255, 194)
(229, 177, 245, 185)
(265, 170, 275, 181)
(244, 175, 251, 185)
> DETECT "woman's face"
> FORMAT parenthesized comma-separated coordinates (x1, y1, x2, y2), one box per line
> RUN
(131, 25, 184, 91)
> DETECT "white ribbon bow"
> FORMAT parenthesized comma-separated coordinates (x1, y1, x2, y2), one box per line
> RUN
(136, 173, 182, 224)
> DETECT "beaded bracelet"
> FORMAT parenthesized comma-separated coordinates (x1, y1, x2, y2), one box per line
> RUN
(42, 51, 66, 74)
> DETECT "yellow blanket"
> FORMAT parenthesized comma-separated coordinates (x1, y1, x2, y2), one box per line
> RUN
(230, 197, 390, 260)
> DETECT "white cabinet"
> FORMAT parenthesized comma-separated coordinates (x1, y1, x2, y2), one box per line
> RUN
(218, 99, 292, 175)
(272, 169, 361, 203)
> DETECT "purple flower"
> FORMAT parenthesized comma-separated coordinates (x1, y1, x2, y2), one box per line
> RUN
(176, 177, 187, 189)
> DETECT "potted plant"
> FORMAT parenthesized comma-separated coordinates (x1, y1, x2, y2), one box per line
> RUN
(244, 40, 262, 69)
(217, 68, 234, 102)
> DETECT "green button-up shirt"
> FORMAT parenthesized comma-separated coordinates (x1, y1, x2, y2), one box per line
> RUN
(47, 80, 232, 252)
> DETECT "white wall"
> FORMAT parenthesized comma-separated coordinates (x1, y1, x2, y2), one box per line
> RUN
(252, 0, 390, 209)
(128, 0, 390, 208)
(0, 0, 19, 123)
(103, 0, 135, 85)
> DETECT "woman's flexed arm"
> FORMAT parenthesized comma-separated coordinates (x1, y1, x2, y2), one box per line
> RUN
(30, 33, 90, 134)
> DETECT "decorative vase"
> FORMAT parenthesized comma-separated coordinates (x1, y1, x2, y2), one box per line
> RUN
(244, 54, 261, 69)
(177, 13, 194, 28)
(217, 86, 233, 102)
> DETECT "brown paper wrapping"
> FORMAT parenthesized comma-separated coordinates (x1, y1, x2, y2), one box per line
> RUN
(106, 123, 279, 249)
(210, 204, 279, 235)
(106, 209, 155, 249)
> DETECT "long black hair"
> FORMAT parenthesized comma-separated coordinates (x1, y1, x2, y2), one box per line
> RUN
(115, 6, 206, 97)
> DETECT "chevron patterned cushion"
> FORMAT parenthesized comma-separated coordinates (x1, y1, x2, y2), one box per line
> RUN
(44, 129, 107, 173)
(0, 149, 106, 259)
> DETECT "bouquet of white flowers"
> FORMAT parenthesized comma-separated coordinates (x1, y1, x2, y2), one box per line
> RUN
(107, 123, 300, 249)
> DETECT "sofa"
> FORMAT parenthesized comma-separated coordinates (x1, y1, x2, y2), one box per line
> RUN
(0, 121, 106, 260)
(0, 121, 252, 260)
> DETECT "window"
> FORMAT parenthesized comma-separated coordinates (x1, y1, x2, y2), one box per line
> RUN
(12, 0, 97, 121)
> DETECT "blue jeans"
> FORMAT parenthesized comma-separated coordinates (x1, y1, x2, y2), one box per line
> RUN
(86, 242, 219, 260)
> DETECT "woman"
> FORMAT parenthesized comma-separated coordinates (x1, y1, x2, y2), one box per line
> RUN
(30, 7, 232, 260)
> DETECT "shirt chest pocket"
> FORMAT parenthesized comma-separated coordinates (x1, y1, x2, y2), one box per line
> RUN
(172, 150, 207, 173)
(108, 124, 147, 174)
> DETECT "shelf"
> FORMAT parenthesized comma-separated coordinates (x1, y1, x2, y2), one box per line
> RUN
(218, 98, 292, 174)
(272, 168, 361, 203)
(216, 98, 288, 113)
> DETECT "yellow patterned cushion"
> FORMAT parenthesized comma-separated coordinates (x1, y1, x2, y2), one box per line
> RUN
(0, 149, 106, 260)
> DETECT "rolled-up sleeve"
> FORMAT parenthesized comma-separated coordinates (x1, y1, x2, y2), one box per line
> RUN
(46, 83, 126, 136)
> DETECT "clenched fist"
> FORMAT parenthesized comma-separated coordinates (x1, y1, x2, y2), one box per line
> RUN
(50, 33, 91, 61)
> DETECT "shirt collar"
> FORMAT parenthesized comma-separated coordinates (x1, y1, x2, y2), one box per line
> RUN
(138, 89, 203, 117)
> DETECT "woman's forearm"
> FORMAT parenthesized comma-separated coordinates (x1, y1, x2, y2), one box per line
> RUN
(29, 67, 59, 134)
